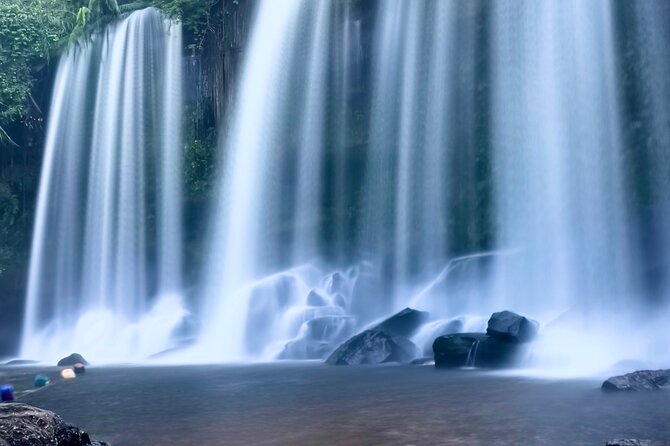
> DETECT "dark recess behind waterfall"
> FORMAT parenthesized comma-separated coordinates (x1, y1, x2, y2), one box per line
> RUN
(1, 0, 670, 358)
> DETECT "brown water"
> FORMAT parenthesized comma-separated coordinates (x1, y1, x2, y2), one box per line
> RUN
(2, 363, 669, 445)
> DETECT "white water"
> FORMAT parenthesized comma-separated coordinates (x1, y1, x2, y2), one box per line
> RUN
(20, 8, 186, 363)
(19, 2, 670, 373)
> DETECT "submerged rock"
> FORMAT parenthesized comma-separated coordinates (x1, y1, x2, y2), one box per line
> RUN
(57, 353, 89, 367)
(326, 330, 419, 365)
(372, 308, 429, 338)
(486, 310, 539, 343)
(602, 369, 670, 392)
(0, 403, 108, 445)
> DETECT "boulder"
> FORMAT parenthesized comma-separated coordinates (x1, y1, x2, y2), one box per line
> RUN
(433, 333, 523, 368)
(433, 333, 487, 368)
(326, 330, 419, 365)
(486, 310, 539, 343)
(372, 308, 429, 338)
(602, 369, 670, 392)
(0, 403, 107, 445)
(57, 353, 89, 367)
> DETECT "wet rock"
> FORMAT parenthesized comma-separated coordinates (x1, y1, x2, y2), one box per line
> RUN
(606, 441, 670, 446)
(410, 357, 434, 366)
(0, 403, 107, 445)
(306, 290, 328, 307)
(73, 364, 86, 375)
(433, 333, 487, 368)
(57, 353, 89, 367)
(372, 308, 429, 338)
(602, 369, 670, 392)
(486, 310, 539, 343)
(326, 330, 419, 365)
(433, 333, 523, 368)
(3, 360, 39, 366)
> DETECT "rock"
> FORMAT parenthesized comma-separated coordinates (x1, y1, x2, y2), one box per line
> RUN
(326, 330, 419, 365)
(57, 353, 89, 367)
(486, 310, 539, 343)
(1, 385, 14, 402)
(73, 364, 86, 375)
(306, 290, 328, 307)
(602, 369, 670, 392)
(0, 403, 107, 445)
(372, 308, 429, 338)
(410, 357, 434, 366)
(433, 333, 524, 368)
(3, 360, 39, 366)
(33, 375, 49, 388)
(433, 333, 487, 368)
(606, 441, 670, 446)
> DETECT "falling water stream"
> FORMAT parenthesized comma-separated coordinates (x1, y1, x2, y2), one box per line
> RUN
(19, 1, 670, 373)
(21, 8, 186, 363)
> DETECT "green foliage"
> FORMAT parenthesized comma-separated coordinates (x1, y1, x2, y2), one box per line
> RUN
(0, 0, 76, 147)
(0, 182, 20, 275)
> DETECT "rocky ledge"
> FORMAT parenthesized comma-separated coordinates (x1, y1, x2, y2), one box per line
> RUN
(0, 403, 107, 446)
(602, 369, 670, 392)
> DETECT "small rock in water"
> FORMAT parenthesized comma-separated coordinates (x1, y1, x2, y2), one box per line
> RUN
(1, 385, 14, 402)
(606, 441, 670, 446)
(60, 369, 76, 380)
(410, 357, 434, 366)
(486, 310, 539, 343)
(73, 363, 86, 375)
(57, 353, 89, 366)
(34, 375, 50, 388)
(602, 369, 670, 392)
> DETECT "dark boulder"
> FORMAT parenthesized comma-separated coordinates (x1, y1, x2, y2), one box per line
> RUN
(57, 353, 89, 367)
(326, 330, 419, 365)
(0, 403, 107, 446)
(486, 310, 539, 343)
(433, 333, 487, 368)
(602, 369, 670, 392)
(372, 308, 429, 338)
(433, 333, 524, 368)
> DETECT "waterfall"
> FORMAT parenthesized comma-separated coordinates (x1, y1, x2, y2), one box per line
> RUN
(196, 0, 670, 369)
(20, 8, 186, 363)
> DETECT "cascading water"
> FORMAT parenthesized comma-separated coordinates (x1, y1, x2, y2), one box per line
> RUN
(20, 8, 187, 363)
(197, 0, 670, 372)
